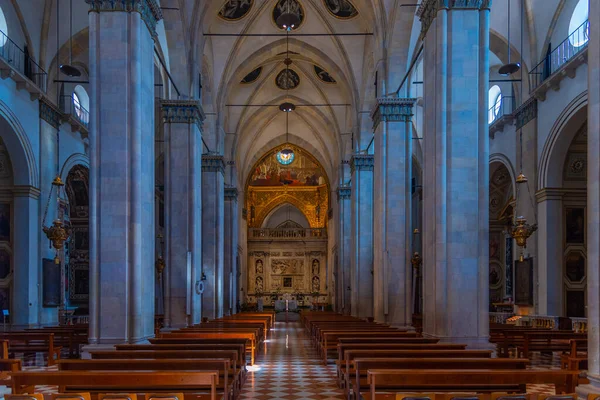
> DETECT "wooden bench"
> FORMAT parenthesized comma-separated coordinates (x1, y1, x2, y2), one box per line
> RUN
(0, 359, 22, 387)
(497, 328, 558, 358)
(519, 332, 587, 357)
(11, 371, 219, 400)
(347, 358, 529, 400)
(320, 331, 417, 363)
(57, 359, 235, 400)
(202, 320, 269, 338)
(27, 326, 89, 358)
(0, 332, 61, 366)
(366, 369, 580, 399)
(157, 333, 257, 365)
(560, 339, 588, 371)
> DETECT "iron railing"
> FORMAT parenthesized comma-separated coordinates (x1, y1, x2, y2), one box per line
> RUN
(60, 94, 89, 128)
(249, 227, 327, 239)
(489, 95, 515, 125)
(0, 29, 47, 92)
(529, 19, 589, 91)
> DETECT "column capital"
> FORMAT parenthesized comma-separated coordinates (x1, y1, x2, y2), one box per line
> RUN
(371, 97, 416, 130)
(86, 0, 163, 38)
(39, 96, 62, 129)
(224, 187, 238, 201)
(202, 154, 225, 174)
(12, 185, 41, 199)
(350, 154, 374, 174)
(337, 186, 351, 200)
(417, 0, 492, 39)
(161, 100, 205, 126)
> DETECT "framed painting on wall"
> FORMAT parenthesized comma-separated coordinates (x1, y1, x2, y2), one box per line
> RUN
(0, 204, 9, 242)
(69, 264, 89, 302)
(42, 258, 60, 307)
(514, 257, 534, 306)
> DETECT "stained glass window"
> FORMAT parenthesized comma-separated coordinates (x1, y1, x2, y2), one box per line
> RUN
(277, 150, 295, 165)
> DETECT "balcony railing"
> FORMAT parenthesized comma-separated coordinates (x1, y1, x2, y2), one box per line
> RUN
(249, 227, 327, 240)
(529, 19, 589, 91)
(0, 29, 47, 92)
(60, 94, 89, 129)
(489, 96, 515, 125)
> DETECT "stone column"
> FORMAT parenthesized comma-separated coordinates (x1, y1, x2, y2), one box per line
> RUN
(201, 155, 225, 320)
(12, 186, 40, 328)
(372, 98, 415, 327)
(161, 100, 204, 328)
(87, 0, 161, 344)
(535, 189, 563, 316)
(350, 155, 374, 318)
(224, 187, 239, 315)
(578, 0, 600, 396)
(337, 186, 351, 315)
(419, 0, 490, 347)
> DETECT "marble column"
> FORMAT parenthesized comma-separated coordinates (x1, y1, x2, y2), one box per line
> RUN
(372, 98, 415, 327)
(161, 100, 204, 328)
(224, 187, 239, 315)
(350, 155, 374, 318)
(336, 186, 351, 315)
(418, 0, 490, 347)
(578, 0, 600, 396)
(12, 186, 40, 328)
(87, 0, 161, 344)
(201, 155, 225, 320)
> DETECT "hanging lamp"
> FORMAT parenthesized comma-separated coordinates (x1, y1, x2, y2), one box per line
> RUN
(60, 0, 81, 77)
(277, 0, 300, 31)
(499, 0, 521, 76)
(278, 29, 294, 160)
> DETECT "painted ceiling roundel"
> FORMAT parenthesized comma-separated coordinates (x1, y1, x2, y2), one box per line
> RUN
(314, 65, 336, 83)
(241, 67, 262, 84)
(273, 0, 305, 30)
(323, 0, 358, 19)
(218, 0, 254, 21)
(275, 68, 300, 90)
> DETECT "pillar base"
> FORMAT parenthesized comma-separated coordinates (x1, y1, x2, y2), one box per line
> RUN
(576, 374, 600, 399)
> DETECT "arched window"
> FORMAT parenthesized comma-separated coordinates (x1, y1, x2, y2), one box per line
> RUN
(488, 85, 502, 124)
(569, 0, 589, 48)
(73, 85, 90, 123)
(0, 7, 8, 47)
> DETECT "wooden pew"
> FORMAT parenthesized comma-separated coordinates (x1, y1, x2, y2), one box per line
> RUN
(320, 331, 417, 363)
(348, 358, 529, 400)
(57, 359, 235, 400)
(159, 332, 258, 365)
(11, 371, 219, 400)
(0, 359, 22, 388)
(182, 325, 265, 343)
(0, 332, 61, 366)
(205, 320, 269, 336)
(27, 326, 89, 358)
(519, 331, 587, 357)
(560, 339, 588, 371)
(366, 369, 580, 399)
(0, 339, 8, 359)
(497, 328, 557, 358)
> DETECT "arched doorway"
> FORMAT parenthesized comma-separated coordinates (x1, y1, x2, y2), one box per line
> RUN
(65, 165, 89, 319)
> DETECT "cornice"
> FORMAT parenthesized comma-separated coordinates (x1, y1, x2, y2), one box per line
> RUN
(12, 185, 41, 199)
(337, 186, 351, 200)
(224, 187, 238, 201)
(371, 97, 416, 130)
(350, 154, 374, 174)
(202, 155, 225, 174)
(39, 97, 63, 129)
(86, 0, 163, 38)
(161, 100, 205, 126)
(535, 187, 587, 202)
(417, 0, 491, 40)
(515, 97, 538, 130)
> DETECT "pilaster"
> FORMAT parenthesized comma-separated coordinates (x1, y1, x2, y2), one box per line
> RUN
(224, 186, 239, 315)
(86, 0, 163, 39)
(350, 154, 374, 318)
(337, 185, 351, 315)
(202, 155, 225, 319)
(161, 100, 203, 328)
(372, 98, 415, 327)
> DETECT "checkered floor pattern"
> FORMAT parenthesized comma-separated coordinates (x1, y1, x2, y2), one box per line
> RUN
(0, 323, 573, 399)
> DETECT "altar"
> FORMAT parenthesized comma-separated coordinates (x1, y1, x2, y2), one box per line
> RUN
(274, 299, 297, 311)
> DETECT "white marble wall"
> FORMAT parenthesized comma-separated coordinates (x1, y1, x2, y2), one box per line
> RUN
(88, 5, 158, 344)
(420, 1, 490, 346)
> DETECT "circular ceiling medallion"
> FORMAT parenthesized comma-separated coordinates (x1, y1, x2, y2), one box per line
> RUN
(273, 0, 304, 30)
(314, 65, 336, 83)
(241, 67, 262, 84)
(323, 0, 358, 19)
(276, 69, 300, 90)
(277, 149, 295, 165)
(218, 0, 254, 21)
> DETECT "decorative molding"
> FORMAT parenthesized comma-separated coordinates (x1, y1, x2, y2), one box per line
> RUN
(161, 100, 205, 127)
(202, 155, 225, 174)
(337, 186, 351, 200)
(371, 97, 416, 130)
(350, 154, 374, 174)
(39, 97, 62, 129)
(224, 187, 238, 201)
(514, 98, 538, 130)
(12, 185, 41, 199)
(85, 0, 163, 38)
(535, 187, 587, 203)
(416, 0, 491, 40)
